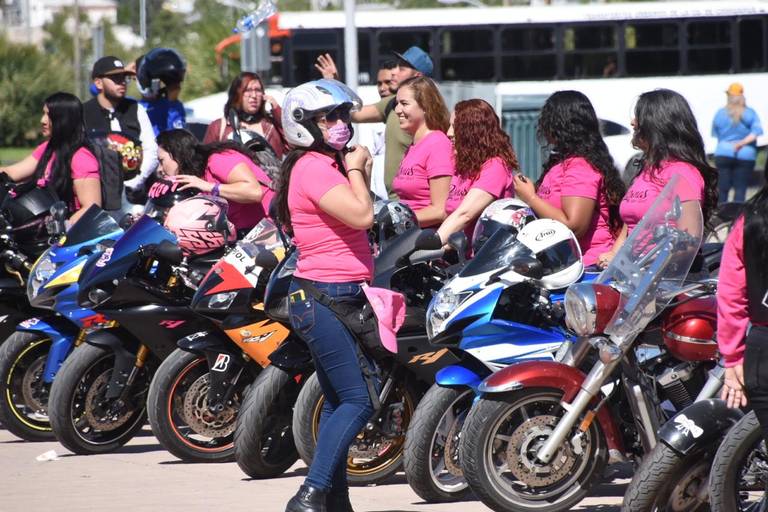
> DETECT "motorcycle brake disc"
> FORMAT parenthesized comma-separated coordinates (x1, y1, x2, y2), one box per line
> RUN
(506, 415, 587, 487)
(84, 371, 133, 431)
(181, 374, 237, 438)
(20, 355, 48, 416)
(443, 413, 464, 478)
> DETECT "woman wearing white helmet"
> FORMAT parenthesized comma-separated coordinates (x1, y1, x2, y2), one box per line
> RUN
(275, 79, 374, 512)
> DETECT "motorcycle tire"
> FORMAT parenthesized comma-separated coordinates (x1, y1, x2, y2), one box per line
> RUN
(234, 365, 303, 478)
(461, 388, 607, 512)
(622, 442, 711, 512)
(709, 411, 765, 512)
(292, 372, 416, 486)
(0, 332, 55, 441)
(48, 343, 147, 455)
(147, 349, 251, 463)
(403, 385, 472, 503)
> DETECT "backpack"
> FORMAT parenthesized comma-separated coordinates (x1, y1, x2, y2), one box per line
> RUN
(384, 97, 397, 120)
(87, 138, 125, 211)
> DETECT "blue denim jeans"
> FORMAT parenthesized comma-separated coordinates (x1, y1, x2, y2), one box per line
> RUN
(288, 279, 375, 493)
(716, 156, 755, 203)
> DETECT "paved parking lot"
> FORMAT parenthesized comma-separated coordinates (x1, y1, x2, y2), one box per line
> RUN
(0, 426, 626, 512)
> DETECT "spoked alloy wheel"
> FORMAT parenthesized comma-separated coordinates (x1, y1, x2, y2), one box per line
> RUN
(461, 388, 606, 512)
(0, 333, 55, 441)
(48, 343, 148, 454)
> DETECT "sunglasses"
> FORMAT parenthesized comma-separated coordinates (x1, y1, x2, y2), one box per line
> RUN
(322, 107, 352, 124)
(105, 74, 132, 84)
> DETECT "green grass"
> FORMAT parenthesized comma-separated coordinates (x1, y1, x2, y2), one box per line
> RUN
(0, 147, 32, 166)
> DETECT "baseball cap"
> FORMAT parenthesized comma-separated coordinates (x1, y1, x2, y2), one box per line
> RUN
(726, 82, 744, 95)
(92, 56, 135, 79)
(393, 46, 434, 77)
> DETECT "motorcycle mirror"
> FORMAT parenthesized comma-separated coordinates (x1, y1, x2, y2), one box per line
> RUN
(255, 250, 279, 270)
(510, 256, 544, 280)
(118, 213, 135, 230)
(154, 239, 184, 265)
(447, 232, 468, 263)
(414, 229, 443, 251)
(47, 201, 68, 236)
(666, 197, 682, 223)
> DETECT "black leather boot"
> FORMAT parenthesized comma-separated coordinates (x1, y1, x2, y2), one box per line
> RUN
(285, 485, 327, 512)
(326, 493, 354, 512)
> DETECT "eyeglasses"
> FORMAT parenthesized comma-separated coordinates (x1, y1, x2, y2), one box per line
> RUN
(243, 87, 264, 96)
(321, 108, 352, 124)
(105, 74, 132, 84)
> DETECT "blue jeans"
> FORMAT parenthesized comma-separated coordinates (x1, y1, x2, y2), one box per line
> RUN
(716, 156, 755, 203)
(288, 279, 375, 493)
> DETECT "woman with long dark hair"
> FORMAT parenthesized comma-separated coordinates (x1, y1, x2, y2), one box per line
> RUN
(0, 92, 101, 223)
(391, 76, 454, 227)
(276, 79, 374, 512)
(599, 88, 718, 267)
(203, 72, 286, 158)
(437, 99, 517, 241)
(512, 90, 625, 268)
(717, 169, 768, 443)
(156, 129, 272, 232)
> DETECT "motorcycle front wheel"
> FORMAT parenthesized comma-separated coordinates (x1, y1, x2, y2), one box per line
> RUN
(461, 388, 607, 512)
(709, 411, 768, 512)
(234, 364, 304, 478)
(147, 349, 254, 463)
(48, 343, 147, 454)
(403, 385, 473, 503)
(0, 332, 55, 441)
(292, 372, 416, 485)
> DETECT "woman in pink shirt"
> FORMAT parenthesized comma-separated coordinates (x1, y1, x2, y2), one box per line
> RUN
(438, 99, 517, 243)
(277, 80, 375, 512)
(599, 89, 718, 267)
(0, 92, 101, 223)
(512, 91, 625, 268)
(155, 129, 272, 233)
(391, 76, 454, 227)
(717, 174, 768, 443)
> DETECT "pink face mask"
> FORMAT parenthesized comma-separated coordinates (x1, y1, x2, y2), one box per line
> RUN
(326, 123, 351, 150)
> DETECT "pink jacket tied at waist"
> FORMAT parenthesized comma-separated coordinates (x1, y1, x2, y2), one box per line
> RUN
(716, 216, 749, 367)
(362, 284, 406, 354)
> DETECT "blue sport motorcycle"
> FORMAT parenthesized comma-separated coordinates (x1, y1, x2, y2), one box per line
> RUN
(0, 206, 123, 441)
(403, 218, 594, 502)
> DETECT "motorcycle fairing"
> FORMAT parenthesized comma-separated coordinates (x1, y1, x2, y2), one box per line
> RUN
(17, 315, 79, 383)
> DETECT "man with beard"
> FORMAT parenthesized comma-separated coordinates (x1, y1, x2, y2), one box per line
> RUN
(83, 56, 158, 198)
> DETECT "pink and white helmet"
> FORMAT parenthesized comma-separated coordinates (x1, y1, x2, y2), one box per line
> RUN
(164, 195, 235, 256)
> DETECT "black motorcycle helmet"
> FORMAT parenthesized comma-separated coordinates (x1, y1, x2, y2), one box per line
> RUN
(137, 48, 186, 94)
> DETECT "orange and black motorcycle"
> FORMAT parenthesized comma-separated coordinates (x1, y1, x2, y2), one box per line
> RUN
(145, 219, 304, 468)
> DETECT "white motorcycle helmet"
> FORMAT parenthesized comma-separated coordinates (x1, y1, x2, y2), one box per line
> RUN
(516, 218, 583, 290)
(281, 79, 362, 149)
(472, 198, 536, 253)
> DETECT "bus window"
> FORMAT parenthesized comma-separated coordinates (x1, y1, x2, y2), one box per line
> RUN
(290, 30, 341, 85)
(563, 24, 618, 78)
(442, 57, 495, 80)
(739, 18, 765, 71)
(500, 27, 557, 80)
(440, 28, 494, 80)
(563, 25, 617, 51)
(441, 28, 493, 53)
(625, 22, 680, 76)
(377, 30, 431, 60)
(358, 30, 372, 84)
(501, 27, 555, 51)
(687, 20, 732, 73)
(501, 55, 557, 80)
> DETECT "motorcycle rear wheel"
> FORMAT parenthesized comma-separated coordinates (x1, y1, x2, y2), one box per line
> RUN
(48, 343, 147, 454)
(234, 364, 303, 478)
(0, 332, 55, 441)
(709, 411, 768, 512)
(292, 372, 416, 485)
(461, 388, 607, 512)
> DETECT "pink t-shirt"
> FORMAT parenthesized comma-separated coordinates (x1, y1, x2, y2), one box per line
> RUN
(537, 157, 614, 267)
(620, 161, 705, 236)
(288, 152, 373, 283)
(392, 131, 455, 216)
(205, 150, 274, 230)
(32, 141, 99, 209)
(716, 216, 748, 367)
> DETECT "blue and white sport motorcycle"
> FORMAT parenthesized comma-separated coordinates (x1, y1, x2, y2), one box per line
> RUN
(403, 215, 596, 503)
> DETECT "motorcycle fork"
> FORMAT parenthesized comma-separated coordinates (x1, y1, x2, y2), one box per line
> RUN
(620, 350, 665, 453)
(113, 344, 151, 403)
(204, 349, 245, 413)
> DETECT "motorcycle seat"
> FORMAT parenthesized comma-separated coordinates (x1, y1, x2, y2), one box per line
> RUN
(188, 246, 227, 269)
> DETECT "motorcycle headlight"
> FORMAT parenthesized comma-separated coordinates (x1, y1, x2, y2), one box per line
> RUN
(26, 253, 57, 300)
(427, 289, 471, 339)
(564, 283, 620, 336)
(208, 291, 237, 310)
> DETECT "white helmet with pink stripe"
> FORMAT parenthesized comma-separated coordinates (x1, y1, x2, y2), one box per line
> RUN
(164, 195, 235, 255)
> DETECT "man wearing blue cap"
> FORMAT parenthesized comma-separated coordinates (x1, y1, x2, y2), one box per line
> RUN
(316, 46, 434, 198)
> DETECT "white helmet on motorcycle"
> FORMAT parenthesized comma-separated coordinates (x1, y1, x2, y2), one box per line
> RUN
(516, 218, 583, 290)
(472, 198, 536, 253)
(281, 79, 362, 148)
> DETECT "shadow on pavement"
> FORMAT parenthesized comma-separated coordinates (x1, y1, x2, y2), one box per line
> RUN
(242, 466, 309, 481)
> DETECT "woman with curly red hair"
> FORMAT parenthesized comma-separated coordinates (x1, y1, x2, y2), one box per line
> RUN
(437, 99, 517, 242)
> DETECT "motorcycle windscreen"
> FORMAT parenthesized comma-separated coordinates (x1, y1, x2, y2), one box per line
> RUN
(78, 214, 177, 292)
(61, 205, 121, 247)
(597, 175, 703, 342)
(458, 228, 532, 277)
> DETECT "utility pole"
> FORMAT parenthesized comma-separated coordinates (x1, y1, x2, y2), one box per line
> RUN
(140, 0, 147, 43)
(74, 0, 81, 97)
(343, 0, 357, 91)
